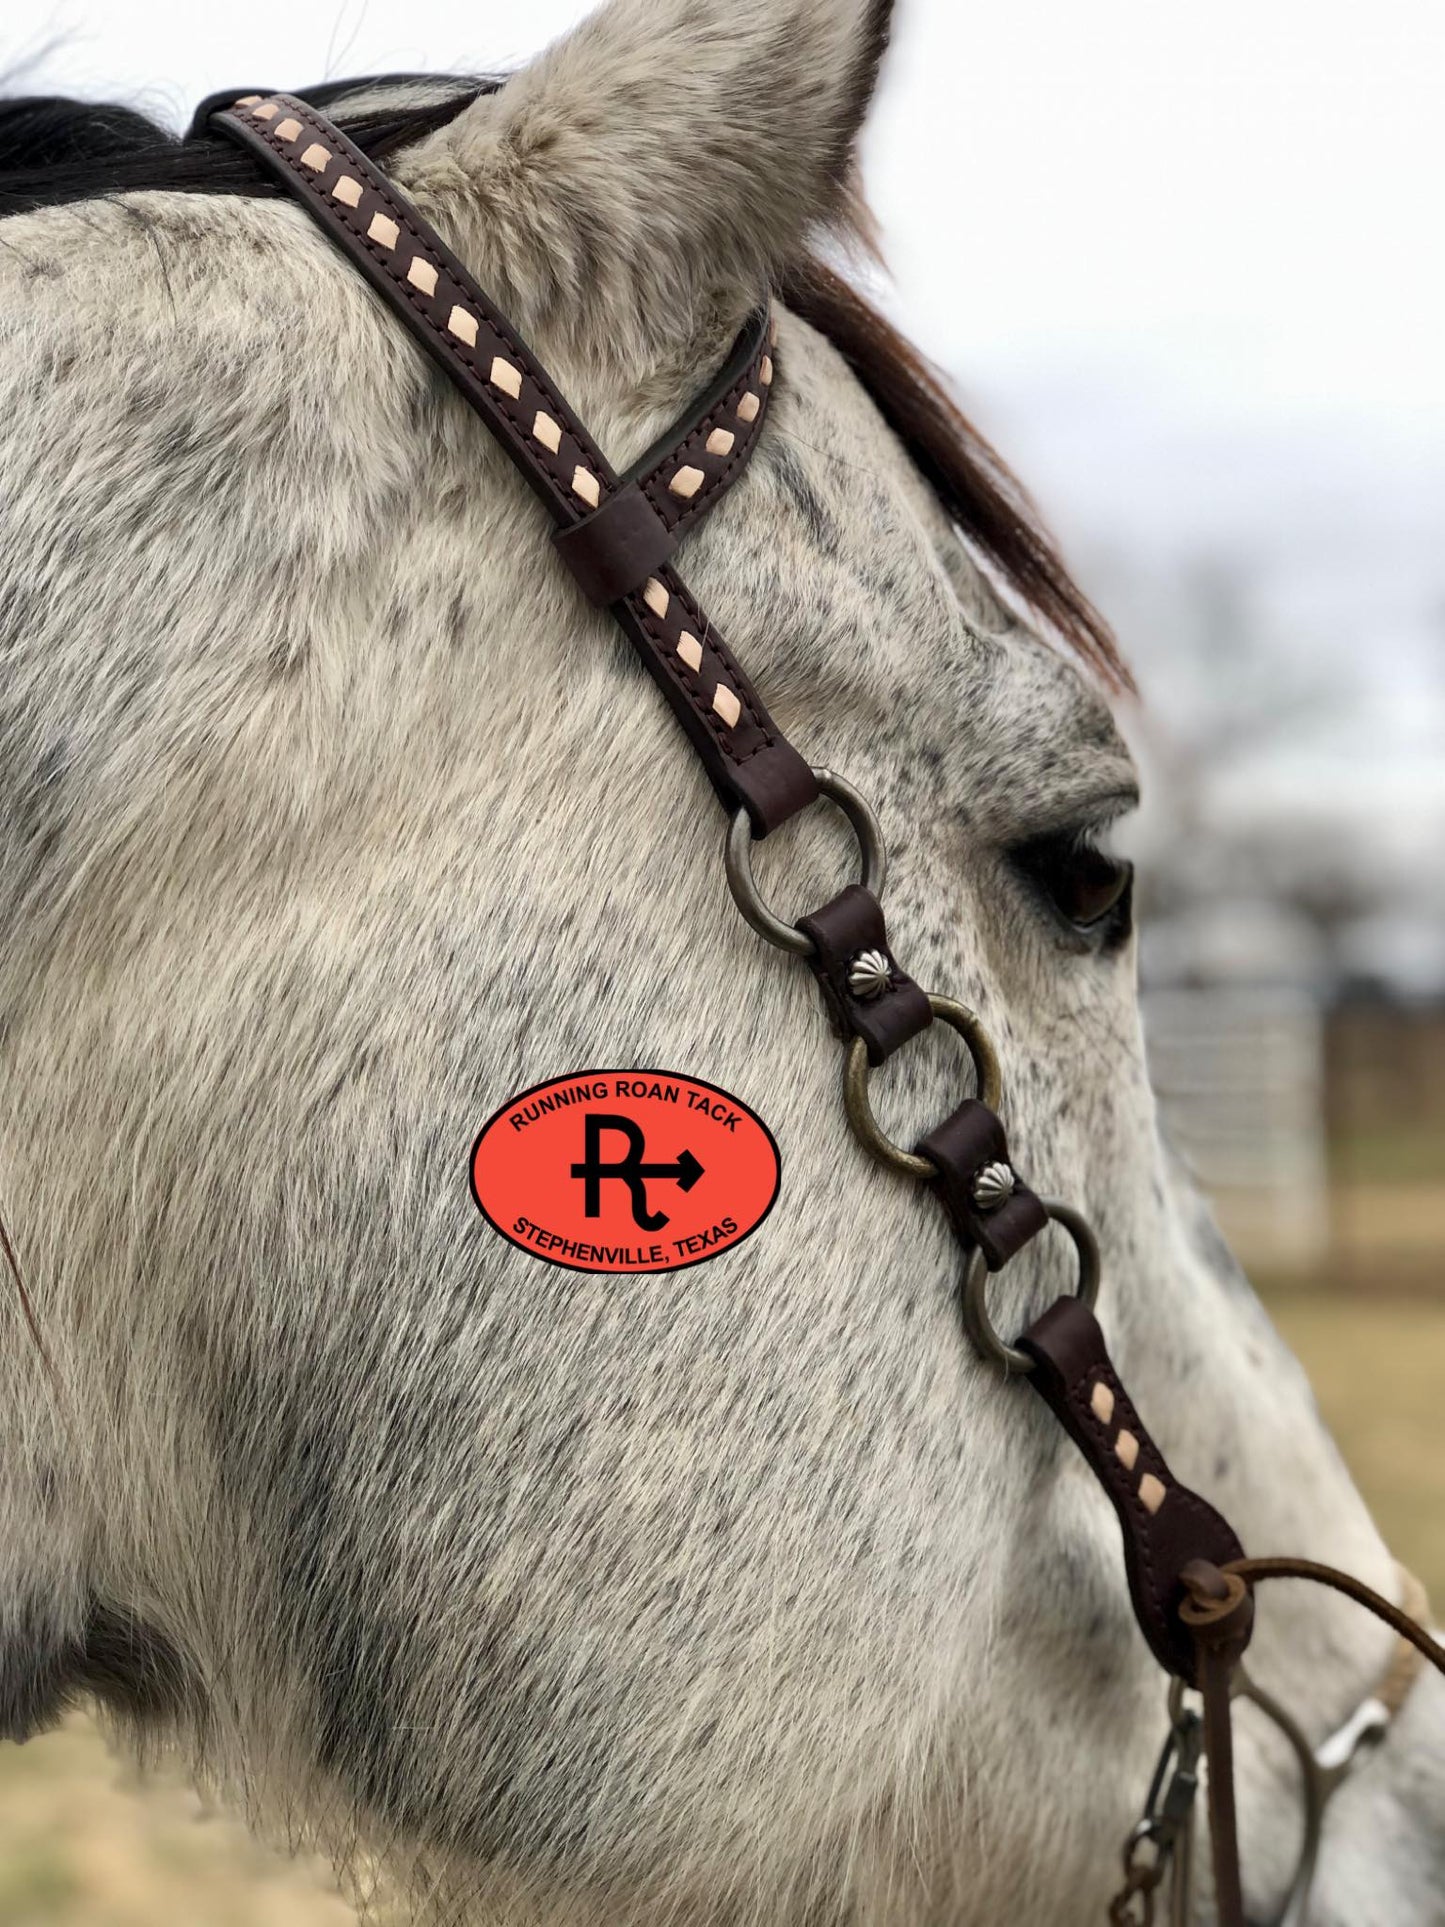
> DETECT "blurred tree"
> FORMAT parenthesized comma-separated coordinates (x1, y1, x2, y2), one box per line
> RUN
(1095, 546, 1385, 979)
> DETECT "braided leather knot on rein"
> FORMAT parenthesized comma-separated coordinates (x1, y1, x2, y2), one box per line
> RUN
(1178, 1560, 1254, 1639)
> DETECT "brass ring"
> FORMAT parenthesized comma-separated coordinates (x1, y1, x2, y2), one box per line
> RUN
(961, 1201, 1102, 1377)
(725, 769, 886, 956)
(843, 995, 1003, 1178)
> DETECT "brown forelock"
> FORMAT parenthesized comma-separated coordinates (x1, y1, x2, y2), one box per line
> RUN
(777, 255, 1132, 694)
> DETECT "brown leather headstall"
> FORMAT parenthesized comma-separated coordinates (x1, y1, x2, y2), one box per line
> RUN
(212, 93, 813, 836)
(206, 94, 1445, 1927)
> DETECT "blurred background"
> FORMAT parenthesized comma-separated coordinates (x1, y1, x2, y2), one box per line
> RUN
(3, 1, 1442, 1919)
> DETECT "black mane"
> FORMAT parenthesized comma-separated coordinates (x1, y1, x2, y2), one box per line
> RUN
(0, 69, 1123, 685)
(0, 76, 494, 220)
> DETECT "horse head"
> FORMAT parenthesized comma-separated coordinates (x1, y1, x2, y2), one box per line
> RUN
(0, 2, 1439, 1919)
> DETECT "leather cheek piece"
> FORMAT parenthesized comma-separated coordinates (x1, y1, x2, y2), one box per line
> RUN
(553, 482, 678, 606)
(734, 743, 824, 839)
(1019, 1296, 1251, 1685)
(795, 883, 933, 1065)
(606, 592, 819, 838)
(916, 1098, 1048, 1270)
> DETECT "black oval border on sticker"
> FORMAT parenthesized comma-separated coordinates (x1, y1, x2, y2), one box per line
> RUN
(468, 1067, 783, 1274)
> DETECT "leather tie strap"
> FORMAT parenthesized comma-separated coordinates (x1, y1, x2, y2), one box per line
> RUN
(1172, 1555, 1445, 1927)
(1220, 1557, 1445, 1680)
(1196, 1633, 1246, 1926)
(211, 93, 815, 834)
(795, 884, 932, 1065)
(1178, 1561, 1254, 1927)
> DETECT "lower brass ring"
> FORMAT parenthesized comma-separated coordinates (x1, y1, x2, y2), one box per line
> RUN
(961, 1201, 1102, 1376)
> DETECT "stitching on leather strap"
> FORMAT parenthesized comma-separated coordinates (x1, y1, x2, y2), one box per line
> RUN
(623, 568, 777, 757)
(212, 94, 814, 828)
(230, 101, 605, 517)
(228, 95, 777, 548)
(638, 342, 776, 534)
(251, 102, 597, 439)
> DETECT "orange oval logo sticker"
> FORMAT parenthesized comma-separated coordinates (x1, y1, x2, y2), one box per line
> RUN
(470, 1070, 782, 1273)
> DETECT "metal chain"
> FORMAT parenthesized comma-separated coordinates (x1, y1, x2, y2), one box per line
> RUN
(724, 769, 1105, 1369)
(1109, 1696, 1203, 1926)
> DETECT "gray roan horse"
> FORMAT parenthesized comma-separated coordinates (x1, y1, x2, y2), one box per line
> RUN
(0, 2, 1441, 1922)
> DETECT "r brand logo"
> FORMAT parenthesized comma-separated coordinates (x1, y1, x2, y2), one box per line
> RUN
(470, 1071, 781, 1274)
(570, 1115, 705, 1231)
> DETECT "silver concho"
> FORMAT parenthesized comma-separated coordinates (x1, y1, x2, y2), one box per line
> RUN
(971, 1161, 1016, 1212)
(847, 948, 894, 1000)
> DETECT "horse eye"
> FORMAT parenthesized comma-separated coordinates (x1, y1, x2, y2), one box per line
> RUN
(1011, 831, 1134, 939)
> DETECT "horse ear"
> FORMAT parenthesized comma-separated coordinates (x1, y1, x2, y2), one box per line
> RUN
(400, 0, 895, 365)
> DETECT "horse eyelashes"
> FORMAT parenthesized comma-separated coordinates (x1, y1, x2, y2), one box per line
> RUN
(1010, 831, 1135, 945)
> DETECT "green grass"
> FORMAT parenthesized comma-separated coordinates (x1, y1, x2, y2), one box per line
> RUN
(1269, 1294, 1445, 1602)
(1328, 1126, 1445, 1188)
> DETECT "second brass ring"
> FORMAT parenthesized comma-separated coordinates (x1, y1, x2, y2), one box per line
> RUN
(843, 995, 1003, 1179)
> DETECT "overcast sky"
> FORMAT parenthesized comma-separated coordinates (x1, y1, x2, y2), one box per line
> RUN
(9, 1, 1444, 837)
(10, 0, 1443, 435)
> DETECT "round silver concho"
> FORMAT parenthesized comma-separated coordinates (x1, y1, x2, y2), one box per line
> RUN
(847, 948, 893, 1000)
(971, 1160, 1016, 1212)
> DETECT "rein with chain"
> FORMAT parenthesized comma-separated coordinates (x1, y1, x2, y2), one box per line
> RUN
(203, 92, 1445, 1924)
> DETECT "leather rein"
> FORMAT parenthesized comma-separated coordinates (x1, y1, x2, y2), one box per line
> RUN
(205, 92, 1445, 1925)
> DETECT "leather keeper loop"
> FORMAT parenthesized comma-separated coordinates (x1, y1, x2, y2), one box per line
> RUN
(795, 884, 932, 1065)
(916, 1098, 1047, 1270)
(728, 738, 820, 838)
(553, 483, 678, 606)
